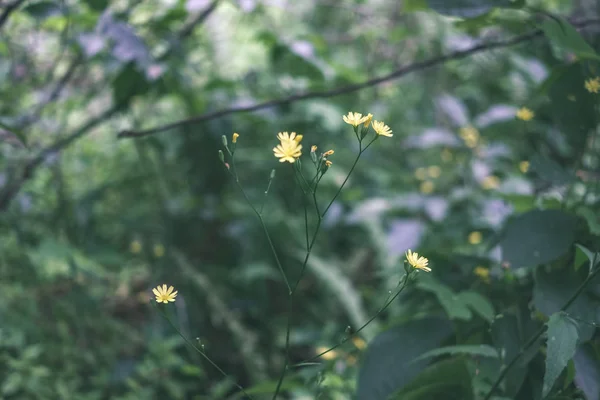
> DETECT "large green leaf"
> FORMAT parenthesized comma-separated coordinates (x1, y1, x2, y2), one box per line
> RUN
(500, 209, 577, 269)
(417, 279, 473, 321)
(112, 63, 151, 107)
(426, 0, 515, 18)
(356, 318, 452, 400)
(388, 358, 474, 400)
(541, 17, 600, 61)
(543, 312, 579, 398)
(411, 344, 498, 363)
(457, 291, 495, 323)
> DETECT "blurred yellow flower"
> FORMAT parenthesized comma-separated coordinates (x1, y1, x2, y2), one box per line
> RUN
(459, 125, 479, 148)
(273, 132, 303, 163)
(372, 120, 393, 137)
(346, 355, 358, 366)
(325, 160, 333, 167)
(468, 231, 482, 245)
(232, 132, 239, 143)
(130, 240, 142, 254)
(153, 284, 178, 303)
(316, 346, 338, 360)
(519, 161, 530, 173)
(428, 165, 441, 178)
(481, 175, 500, 190)
(585, 77, 600, 93)
(352, 336, 367, 350)
(343, 112, 368, 127)
(153, 244, 165, 258)
(323, 149, 334, 157)
(406, 249, 431, 272)
(415, 167, 427, 180)
(473, 266, 490, 283)
(516, 107, 534, 121)
(420, 181, 434, 194)
(311, 145, 317, 153)
(363, 113, 373, 128)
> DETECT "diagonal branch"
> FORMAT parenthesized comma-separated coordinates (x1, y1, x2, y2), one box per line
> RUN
(117, 18, 600, 139)
(0, 0, 26, 30)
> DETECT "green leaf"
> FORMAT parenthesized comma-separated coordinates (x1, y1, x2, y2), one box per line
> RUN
(457, 291, 495, 323)
(357, 318, 452, 400)
(530, 153, 575, 186)
(411, 344, 498, 363)
(84, 0, 108, 12)
(574, 244, 598, 274)
(500, 209, 577, 269)
(23, 1, 62, 19)
(388, 359, 473, 400)
(541, 17, 600, 61)
(417, 278, 472, 321)
(543, 312, 579, 398)
(112, 63, 150, 108)
(576, 207, 600, 235)
(426, 0, 513, 18)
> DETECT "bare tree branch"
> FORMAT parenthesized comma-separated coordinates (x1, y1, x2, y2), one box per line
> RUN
(0, 0, 26, 30)
(118, 18, 600, 139)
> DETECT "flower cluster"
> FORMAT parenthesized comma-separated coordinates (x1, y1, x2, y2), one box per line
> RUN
(273, 132, 303, 163)
(343, 112, 392, 137)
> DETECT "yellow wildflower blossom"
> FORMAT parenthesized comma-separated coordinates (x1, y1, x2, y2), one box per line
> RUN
(468, 231, 482, 245)
(459, 125, 479, 148)
(316, 346, 338, 360)
(153, 244, 165, 258)
(343, 112, 368, 127)
(406, 249, 431, 272)
(372, 120, 393, 137)
(363, 113, 373, 128)
(311, 145, 317, 153)
(420, 181, 434, 194)
(352, 337, 367, 350)
(323, 149, 334, 157)
(130, 240, 142, 254)
(232, 132, 239, 143)
(585, 77, 600, 94)
(519, 161, 530, 173)
(325, 160, 332, 167)
(473, 266, 490, 283)
(428, 165, 441, 178)
(481, 175, 500, 190)
(273, 132, 303, 163)
(153, 284, 178, 303)
(516, 107, 534, 121)
(415, 167, 427, 180)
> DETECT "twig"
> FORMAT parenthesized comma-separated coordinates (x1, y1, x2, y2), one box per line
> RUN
(0, 0, 26, 30)
(117, 18, 600, 139)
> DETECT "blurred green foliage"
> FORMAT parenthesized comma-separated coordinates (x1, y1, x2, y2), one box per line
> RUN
(1, 0, 599, 399)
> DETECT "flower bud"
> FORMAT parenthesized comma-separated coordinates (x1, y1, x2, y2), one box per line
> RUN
(221, 135, 228, 147)
(232, 132, 239, 143)
(218, 150, 225, 163)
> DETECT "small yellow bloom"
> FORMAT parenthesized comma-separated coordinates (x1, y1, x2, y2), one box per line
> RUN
(343, 112, 368, 127)
(419, 181, 434, 194)
(273, 132, 303, 163)
(459, 125, 479, 148)
(468, 231, 482, 245)
(325, 160, 332, 167)
(481, 175, 500, 190)
(352, 336, 367, 350)
(405, 249, 431, 272)
(323, 149, 334, 157)
(415, 167, 427, 181)
(311, 145, 317, 153)
(516, 107, 534, 121)
(363, 113, 373, 128)
(130, 240, 142, 254)
(316, 346, 338, 360)
(153, 244, 165, 258)
(584, 77, 600, 94)
(152, 284, 178, 303)
(428, 165, 441, 178)
(473, 266, 490, 283)
(372, 120, 393, 137)
(346, 355, 358, 366)
(441, 148, 453, 162)
(519, 161, 530, 173)
(232, 132, 239, 143)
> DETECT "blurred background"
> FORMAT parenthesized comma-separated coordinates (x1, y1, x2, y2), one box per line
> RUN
(1, 0, 600, 399)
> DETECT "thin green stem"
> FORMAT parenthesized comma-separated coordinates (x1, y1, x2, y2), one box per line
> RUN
(322, 141, 364, 217)
(483, 255, 600, 400)
(154, 304, 254, 399)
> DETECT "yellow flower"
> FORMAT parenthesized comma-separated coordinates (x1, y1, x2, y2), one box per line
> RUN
(311, 145, 317, 153)
(273, 132, 303, 163)
(415, 167, 427, 181)
(153, 244, 165, 258)
(343, 112, 368, 127)
(130, 240, 142, 254)
(519, 161, 530, 173)
(232, 132, 239, 143)
(405, 249, 431, 272)
(153, 284, 178, 303)
(473, 266, 490, 283)
(316, 346, 338, 360)
(516, 107, 534, 121)
(323, 149, 334, 157)
(325, 160, 332, 167)
(459, 125, 479, 148)
(419, 181, 434, 194)
(352, 336, 367, 350)
(468, 231, 482, 245)
(481, 175, 500, 190)
(585, 77, 600, 94)
(428, 165, 441, 178)
(363, 113, 373, 128)
(372, 120, 393, 137)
